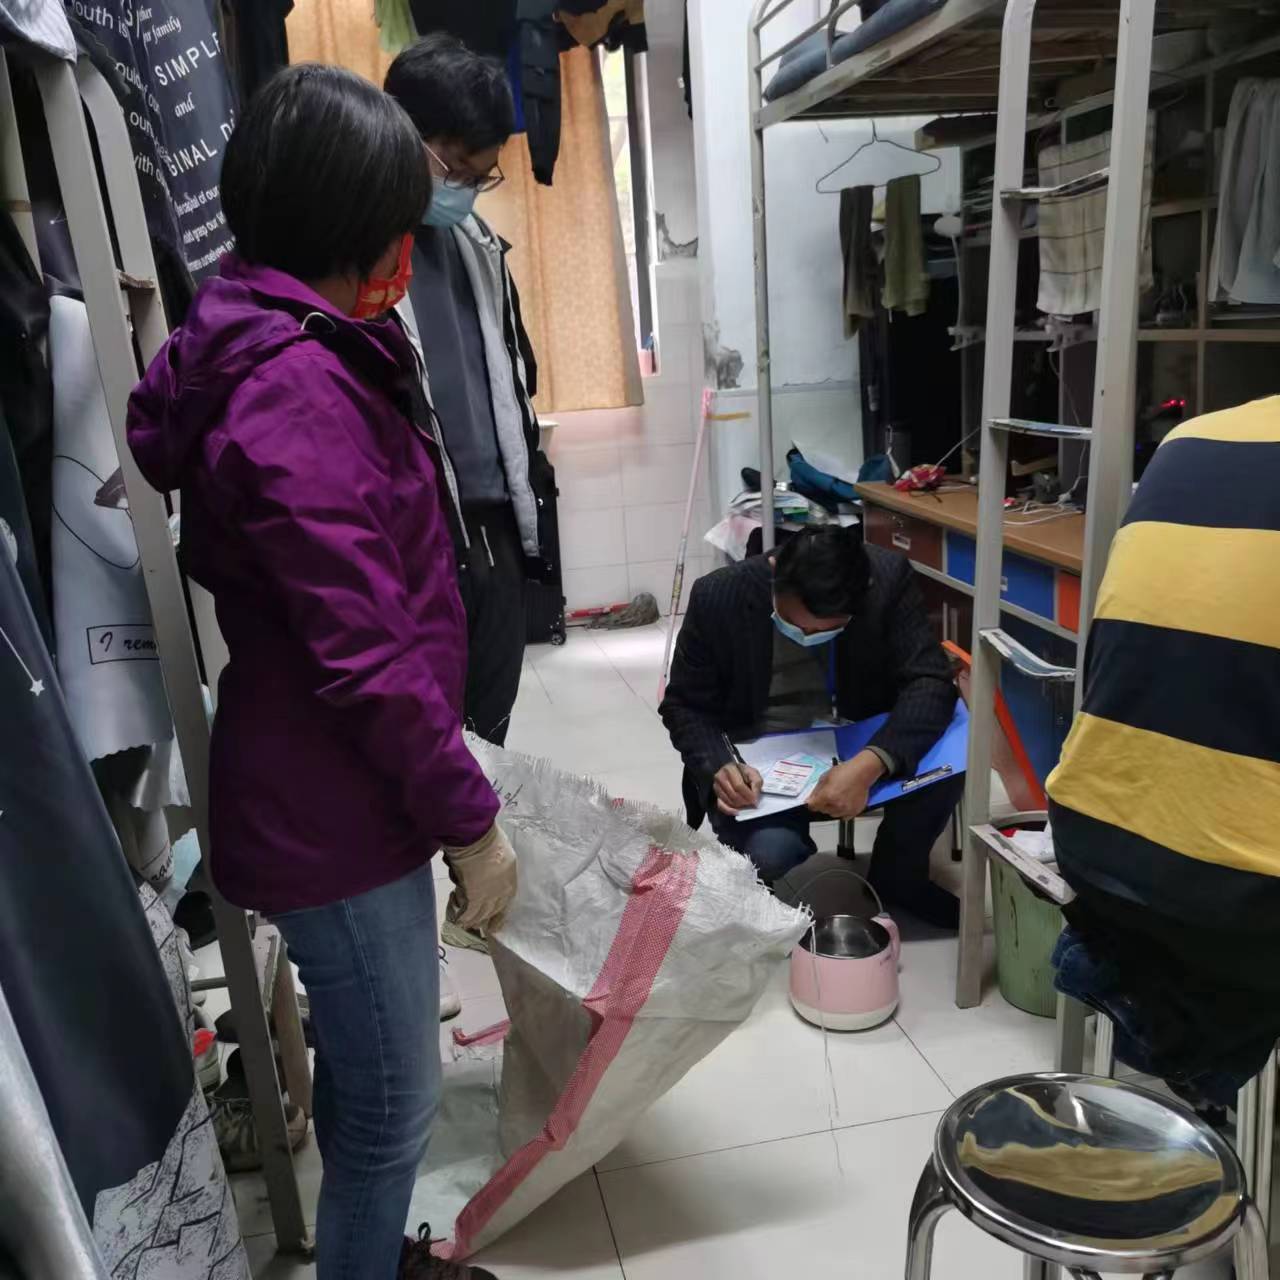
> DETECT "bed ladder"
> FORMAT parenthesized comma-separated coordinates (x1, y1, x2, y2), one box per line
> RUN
(2, 46, 313, 1254)
(954, 0, 1156, 1011)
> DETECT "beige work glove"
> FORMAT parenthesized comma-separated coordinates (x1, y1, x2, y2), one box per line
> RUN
(443, 823, 517, 935)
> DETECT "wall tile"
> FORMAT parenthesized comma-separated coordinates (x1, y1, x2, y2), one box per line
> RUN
(560, 507, 627, 570)
(562, 565, 632, 613)
(638, 381, 700, 445)
(620, 442, 699, 506)
(549, 446, 623, 512)
(547, 406, 645, 454)
(623, 501, 713, 564)
(627, 556, 714, 615)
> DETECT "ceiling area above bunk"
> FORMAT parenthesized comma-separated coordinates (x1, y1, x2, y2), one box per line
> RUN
(757, 0, 1275, 126)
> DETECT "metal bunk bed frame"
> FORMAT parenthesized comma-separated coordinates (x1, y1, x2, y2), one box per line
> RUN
(749, 0, 1280, 1244)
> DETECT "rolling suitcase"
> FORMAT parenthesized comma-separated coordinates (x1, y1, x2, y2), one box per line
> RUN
(525, 450, 566, 645)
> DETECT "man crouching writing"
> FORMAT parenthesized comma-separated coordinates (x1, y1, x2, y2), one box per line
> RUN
(660, 526, 962, 927)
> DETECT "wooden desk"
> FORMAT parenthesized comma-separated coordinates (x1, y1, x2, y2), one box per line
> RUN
(856, 483, 1081, 786)
(853, 483, 1084, 574)
(855, 481, 1083, 641)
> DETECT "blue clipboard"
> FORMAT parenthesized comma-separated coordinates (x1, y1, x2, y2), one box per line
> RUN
(835, 701, 969, 806)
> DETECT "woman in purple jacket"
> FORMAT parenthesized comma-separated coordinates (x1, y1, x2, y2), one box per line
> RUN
(127, 66, 513, 1280)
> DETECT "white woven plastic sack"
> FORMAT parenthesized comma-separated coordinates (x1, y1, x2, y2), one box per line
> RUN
(419, 742, 809, 1259)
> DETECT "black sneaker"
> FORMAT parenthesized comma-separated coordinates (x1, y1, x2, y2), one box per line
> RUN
(399, 1225, 497, 1280)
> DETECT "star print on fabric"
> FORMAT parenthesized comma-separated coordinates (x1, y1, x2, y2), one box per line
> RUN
(0, 622, 44, 695)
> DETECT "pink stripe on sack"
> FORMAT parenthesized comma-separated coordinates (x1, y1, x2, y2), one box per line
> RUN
(452, 1019, 512, 1049)
(440, 846, 698, 1260)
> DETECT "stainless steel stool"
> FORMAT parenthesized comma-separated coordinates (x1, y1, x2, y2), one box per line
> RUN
(906, 1073, 1269, 1280)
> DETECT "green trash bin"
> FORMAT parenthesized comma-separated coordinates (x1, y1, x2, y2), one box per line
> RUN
(990, 857, 1064, 1018)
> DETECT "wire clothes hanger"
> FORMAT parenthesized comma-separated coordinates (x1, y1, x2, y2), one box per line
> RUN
(814, 119, 942, 194)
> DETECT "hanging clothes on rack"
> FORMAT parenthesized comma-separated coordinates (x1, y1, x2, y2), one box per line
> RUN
(0, 404, 51, 651)
(218, 0, 294, 103)
(375, 0, 418, 53)
(839, 185, 877, 337)
(882, 174, 930, 317)
(0, 211, 54, 626)
(517, 3, 567, 185)
(0, 0, 75, 57)
(48, 295, 174, 764)
(558, 0, 647, 52)
(1209, 78, 1280, 306)
(73, 0, 237, 286)
(1036, 117, 1154, 317)
(409, 0, 517, 57)
(0, 547, 247, 1280)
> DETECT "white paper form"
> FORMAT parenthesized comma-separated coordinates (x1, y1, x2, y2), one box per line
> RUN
(734, 729, 838, 822)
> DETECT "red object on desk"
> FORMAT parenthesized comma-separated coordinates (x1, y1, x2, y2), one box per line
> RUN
(894, 463, 946, 493)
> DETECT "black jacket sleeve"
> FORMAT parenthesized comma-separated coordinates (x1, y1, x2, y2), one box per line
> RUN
(658, 578, 736, 790)
(865, 558, 957, 776)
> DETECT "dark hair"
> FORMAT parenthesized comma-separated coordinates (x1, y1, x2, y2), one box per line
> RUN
(773, 526, 870, 617)
(220, 64, 430, 281)
(384, 33, 515, 153)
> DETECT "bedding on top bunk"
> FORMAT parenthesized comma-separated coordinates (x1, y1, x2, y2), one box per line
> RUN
(762, 0, 949, 103)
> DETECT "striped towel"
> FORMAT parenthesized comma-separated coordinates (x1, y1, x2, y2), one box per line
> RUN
(1036, 117, 1154, 317)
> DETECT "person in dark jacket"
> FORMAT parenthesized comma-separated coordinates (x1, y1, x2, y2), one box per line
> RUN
(385, 35, 544, 748)
(660, 527, 961, 925)
(126, 66, 509, 1280)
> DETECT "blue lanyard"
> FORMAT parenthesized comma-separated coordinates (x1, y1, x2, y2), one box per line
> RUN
(827, 644, 839, 721)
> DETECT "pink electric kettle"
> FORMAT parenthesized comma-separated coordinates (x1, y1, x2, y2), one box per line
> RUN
(774, 856, 901, 1031)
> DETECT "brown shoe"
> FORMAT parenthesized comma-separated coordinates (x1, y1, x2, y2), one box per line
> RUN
(399, 1225, 496, 1280)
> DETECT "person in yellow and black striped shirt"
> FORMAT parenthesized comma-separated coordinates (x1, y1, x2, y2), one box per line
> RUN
(1048, 395, 1280, 1106)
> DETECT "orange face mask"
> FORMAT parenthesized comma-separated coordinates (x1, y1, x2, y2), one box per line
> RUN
(352, 234, 414, 319)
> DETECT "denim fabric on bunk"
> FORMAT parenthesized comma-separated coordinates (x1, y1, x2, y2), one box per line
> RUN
(762, 0, 949, 103)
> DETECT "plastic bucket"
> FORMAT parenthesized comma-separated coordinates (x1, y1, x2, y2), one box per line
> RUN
(990, 857, 1062, 1018)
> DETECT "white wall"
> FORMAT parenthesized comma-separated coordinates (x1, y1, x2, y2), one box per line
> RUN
(644, 0, 698, 257)
(549, 266, 713, 615)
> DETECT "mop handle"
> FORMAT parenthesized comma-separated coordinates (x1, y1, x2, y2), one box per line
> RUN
(658, 388, 714, 701)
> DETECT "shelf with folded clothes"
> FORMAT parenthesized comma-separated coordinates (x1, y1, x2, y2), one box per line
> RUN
(960, 199, 1211, 251)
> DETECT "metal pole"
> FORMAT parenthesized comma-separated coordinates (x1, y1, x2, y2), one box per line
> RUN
(1255, 1048, 1277, 1237)
(748, 0, 776, 551)
(956, 0, 1039, 1009)
(1074, 0, 1157, 678)
(38, 54, 310, 1253)
(1092, 1014, 1116, 1077)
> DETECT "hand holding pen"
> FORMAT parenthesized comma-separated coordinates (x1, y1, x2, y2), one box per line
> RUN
(713, 733, 764, 817)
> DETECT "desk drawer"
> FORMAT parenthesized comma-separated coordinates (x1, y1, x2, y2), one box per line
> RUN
(862, 505, 943, 569)
(944, 533, 1055, 620)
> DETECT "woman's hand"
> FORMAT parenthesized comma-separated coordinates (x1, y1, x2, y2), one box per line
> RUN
(443, 824, 518, 934)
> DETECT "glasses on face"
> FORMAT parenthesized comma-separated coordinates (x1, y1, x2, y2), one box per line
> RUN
(424, 142, 505, 194)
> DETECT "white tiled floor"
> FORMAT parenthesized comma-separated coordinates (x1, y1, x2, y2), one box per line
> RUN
(242, 625, 1055, 1279)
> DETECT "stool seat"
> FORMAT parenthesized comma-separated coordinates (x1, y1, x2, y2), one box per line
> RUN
(934, 1074, 1244, 1273)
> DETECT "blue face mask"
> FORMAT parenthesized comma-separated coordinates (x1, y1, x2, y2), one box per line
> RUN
(423, 183, 478, 229)
(772, 610, 847, 648)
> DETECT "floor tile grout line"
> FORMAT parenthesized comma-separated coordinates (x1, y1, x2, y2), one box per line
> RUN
(894, 1016, 959, 1101)
(592, 1167, 631, 1279)
(594, 1105, 949, 1178)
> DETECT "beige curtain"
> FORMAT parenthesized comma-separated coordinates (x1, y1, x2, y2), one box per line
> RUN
(285, 5, 642, 415)
(478, 47, 641, 414)
(286, 0, 394, 86)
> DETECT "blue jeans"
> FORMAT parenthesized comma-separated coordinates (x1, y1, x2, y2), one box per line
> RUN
(271, 864, 441, 1280)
